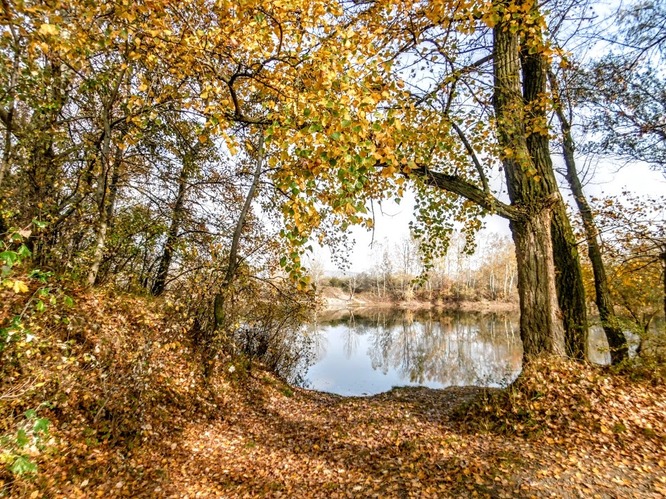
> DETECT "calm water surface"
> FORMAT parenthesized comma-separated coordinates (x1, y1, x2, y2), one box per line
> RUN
(300, 309, 611, 396)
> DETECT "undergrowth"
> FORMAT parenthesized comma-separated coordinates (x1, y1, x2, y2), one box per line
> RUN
(2, 279, 664, 497)
(455, 355, 666, 441)
(0, 281, 234, 496)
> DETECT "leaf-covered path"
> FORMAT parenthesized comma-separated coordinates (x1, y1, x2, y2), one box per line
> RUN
(2, 285, 664, 498)
(144, 367, 665, 498)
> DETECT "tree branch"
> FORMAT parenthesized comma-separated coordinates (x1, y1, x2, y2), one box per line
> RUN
(411, 166, 518, 220)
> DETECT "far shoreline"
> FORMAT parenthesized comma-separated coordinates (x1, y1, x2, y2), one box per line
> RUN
(319, 287, 519, 314)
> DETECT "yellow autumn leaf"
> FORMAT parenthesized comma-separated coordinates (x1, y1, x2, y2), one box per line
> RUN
(38, 23, 59, 36)
(13, 280, 29, 293)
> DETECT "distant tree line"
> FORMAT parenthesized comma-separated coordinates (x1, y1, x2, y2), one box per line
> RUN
(322, 233, 518, 304)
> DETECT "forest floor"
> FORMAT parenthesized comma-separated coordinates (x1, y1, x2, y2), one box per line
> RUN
(1, 288, 665, 498)
(160, 375, 666, 499)
(8, 361, 666, 499)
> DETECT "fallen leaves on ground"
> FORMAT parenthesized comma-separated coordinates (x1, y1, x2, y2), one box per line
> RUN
(1, 287, 665, 498)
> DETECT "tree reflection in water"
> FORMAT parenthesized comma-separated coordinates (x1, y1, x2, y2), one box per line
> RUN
(300, 309, 523, 396)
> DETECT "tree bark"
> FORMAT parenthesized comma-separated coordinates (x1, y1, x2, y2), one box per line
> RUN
(519, 25, 589, 360)
(0, 5, 20, 200)
(511, 209, 566, 357)
(492, 0, 568, 360)
(151, 156, 191, 296)
(14, 55, 70, 265)
(87, 69, 126, 286)
(87, 117, 114, 286)
(547, 70, 628, 363)
(550, 205, 589, 359)
(0, 50, 18, 196)
(661, 251, 666, 323)
(213, 134, 265, 330)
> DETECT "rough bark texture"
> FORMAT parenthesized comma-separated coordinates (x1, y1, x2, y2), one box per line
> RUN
(511, 210, 566, 356)
(493, 4, 567, 360)
(551, 204, 589, 359)
(548, 70, 628, 363)
(519, 33, 588, 360)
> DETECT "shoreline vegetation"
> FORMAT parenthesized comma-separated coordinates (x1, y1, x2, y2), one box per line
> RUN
(319, 286, 519, 314)
(2, 285, 665, 497)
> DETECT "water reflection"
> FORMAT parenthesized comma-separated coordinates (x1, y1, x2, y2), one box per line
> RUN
(300, 309, 523, 396)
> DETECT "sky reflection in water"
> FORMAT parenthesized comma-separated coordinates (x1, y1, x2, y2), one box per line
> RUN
(301, 309, 522, 396)
(301, 309, 614, 396)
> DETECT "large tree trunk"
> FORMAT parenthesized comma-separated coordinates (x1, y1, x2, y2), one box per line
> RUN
(493, 0, 572, 361)
(551, 203, 589, 359)
(519, 26, 589, 360)
(511, 209, 566, 357)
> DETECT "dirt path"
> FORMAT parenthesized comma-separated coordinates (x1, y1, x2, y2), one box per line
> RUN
(149, 381, 664, 498)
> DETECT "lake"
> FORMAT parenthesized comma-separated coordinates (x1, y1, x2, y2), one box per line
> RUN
(299, 308, 612, 396)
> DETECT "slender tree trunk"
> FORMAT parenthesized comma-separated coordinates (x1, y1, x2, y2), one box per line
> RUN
(87, 118, 114, 286)
(87, 150, 122, 286)
(0, 13, 19, 199)
(19, 57, 70, 266)
(546, 70, 628, 363)
(661, 251, 666, 322)
(214, 134, 265, 330)
(152, 158, 190, 296)
(0, 62, 17, 195)
(87, 70, 126, 286)
(94, 158, 121, 285)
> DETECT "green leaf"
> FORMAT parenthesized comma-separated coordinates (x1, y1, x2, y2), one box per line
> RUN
(16, 429, 28, 448)
(33, 418, 50, 434)
(63, 295, 74, 308)
(0, 251, 17, 267)
(10, 455, 37, 475)
(24, 409, 37, 420)
(17, 245, 31, 258)
(35, 300, 45, 313)
(330, 131, 342, 141)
